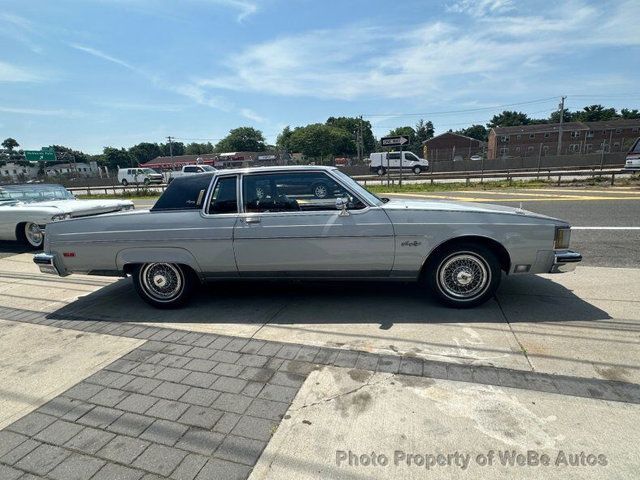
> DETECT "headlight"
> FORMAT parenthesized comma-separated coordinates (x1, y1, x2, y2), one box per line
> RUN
(51, 213, 71, 221)
(554, 227, 571, 249)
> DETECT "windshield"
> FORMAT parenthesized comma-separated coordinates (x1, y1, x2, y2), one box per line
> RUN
(0, 185, 75, 204)
(201, 165, 216, 171)
(332, 170, 383, 207)
(142, 168, 158, 174)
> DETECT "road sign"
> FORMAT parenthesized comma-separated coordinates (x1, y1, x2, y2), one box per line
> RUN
(380, 135, 409, 147)
(24, 150, 56, 162)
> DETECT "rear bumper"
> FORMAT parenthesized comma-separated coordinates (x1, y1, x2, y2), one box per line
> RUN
(33, 253, 67, 276)
(549, 250, 582, 273)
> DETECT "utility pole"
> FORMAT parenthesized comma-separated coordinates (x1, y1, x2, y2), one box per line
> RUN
(166, 136, 174, 158)
(358, 116, 364, 164)
(556, 96, 566, 156)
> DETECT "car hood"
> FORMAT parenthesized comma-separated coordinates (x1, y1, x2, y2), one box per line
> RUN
(382, 198, 563, 222)
(8, 199, 133, 216)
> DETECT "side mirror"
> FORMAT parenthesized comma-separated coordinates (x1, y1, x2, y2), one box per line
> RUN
(335, 197, 350, 216)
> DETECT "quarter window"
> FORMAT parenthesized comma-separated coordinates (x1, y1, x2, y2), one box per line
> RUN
(208, 177, 238, 214)
(242, 172, 365, 213)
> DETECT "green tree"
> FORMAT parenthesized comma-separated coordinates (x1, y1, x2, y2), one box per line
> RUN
(103, 147, 135, 170)
(216, 127, 266, 152)
(128, 142, 162, 165)
(415, 119, 434, 144)
(160, 141, 185, 157)
(487, 111, 531, 128)
(288, 124, 354, 161)
(184, 142, 215, 155)
(621, 108, 640, 119)
(2, 138, 19, 151)
(276, 126, 294, 151)
(572, 104, 619, 122)
(49, 145, 90, 164)
(326, 116, 376, 154)
(549, 109, 572, 123)
(455, 124, 488, 142)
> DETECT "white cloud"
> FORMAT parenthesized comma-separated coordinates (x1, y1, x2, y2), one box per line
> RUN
(69, 43, 138, 71)
(194, 0, 640, 102)
(0, 13, 43, 54)
(240, 108, 265, 122)
(0, 106, 82, 117)
(446, 0, 514, 17)
(0, 61, 42, 82)
(91, 0, 258, 22)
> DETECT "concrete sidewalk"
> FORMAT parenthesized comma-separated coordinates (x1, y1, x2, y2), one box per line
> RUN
(251, 367, 639, 480)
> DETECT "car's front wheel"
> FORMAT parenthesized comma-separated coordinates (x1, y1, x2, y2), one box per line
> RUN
(425, 243, 501, 308)
(132, 263, 195, 308)
(413, 166, 422, 175)
(17, 222, 44, 250)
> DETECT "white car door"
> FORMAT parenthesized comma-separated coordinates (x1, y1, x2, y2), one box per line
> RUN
(233, 170, 395, 277)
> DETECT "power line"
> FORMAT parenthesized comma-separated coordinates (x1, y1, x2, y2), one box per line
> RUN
(361, 96, 559, 118)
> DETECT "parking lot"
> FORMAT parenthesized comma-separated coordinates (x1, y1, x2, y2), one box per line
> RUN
(0, 187, 638, 479)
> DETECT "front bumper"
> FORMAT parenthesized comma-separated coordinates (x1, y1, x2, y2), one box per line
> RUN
(33, 253, 66, 276)
(549, 250, 582, 273)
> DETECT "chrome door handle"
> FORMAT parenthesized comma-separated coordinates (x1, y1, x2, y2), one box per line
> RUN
(244, 217, 261, 224)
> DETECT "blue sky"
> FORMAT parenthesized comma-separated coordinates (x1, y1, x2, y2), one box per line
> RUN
(1, 0, 639, 153)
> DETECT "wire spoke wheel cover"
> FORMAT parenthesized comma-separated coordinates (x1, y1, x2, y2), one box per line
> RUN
(140, 263, 184, 302)
(314, 184, 328, 198)
(437, 252, 490, 300)
(25, 223, 43, 247)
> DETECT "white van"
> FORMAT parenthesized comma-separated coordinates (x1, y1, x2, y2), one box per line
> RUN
(369, 151, 429, 175)
(117, 168, 164, 186)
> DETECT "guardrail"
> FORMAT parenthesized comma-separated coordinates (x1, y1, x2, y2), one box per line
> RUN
(357, 168, 631, 187)
(66, 166, 634, 196)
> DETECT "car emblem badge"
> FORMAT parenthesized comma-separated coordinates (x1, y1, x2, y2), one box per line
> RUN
(401, 240, 421, 247)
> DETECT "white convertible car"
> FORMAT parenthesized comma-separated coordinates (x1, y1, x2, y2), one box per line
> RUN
(0, 184, 134, 249)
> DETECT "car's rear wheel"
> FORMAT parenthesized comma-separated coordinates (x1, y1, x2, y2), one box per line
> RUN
(132, 263, 195, 309)
(377, 167, 385, 176)
(17, 222, 44, 250)
(312, 182, 329, 198)
(121, 179, 129, 186)
(425, 243, 501, 308)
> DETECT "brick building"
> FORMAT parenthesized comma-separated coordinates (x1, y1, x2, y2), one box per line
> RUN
(422, 132, 486, 161)
(487, 119, 640, 159)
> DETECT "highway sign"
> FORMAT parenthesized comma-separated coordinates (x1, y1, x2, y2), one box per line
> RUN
(24, 150, 56, 162)
(381, 135, 409, 147)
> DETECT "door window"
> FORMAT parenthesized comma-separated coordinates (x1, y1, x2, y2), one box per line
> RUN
(387, 152, 400, 160)
(208, 176, 238, 214)
(242, 172, 365, 213)
(184, 166, 198, 173)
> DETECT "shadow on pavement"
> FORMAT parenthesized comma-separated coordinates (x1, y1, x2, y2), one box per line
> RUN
(47, 273, 611, 327)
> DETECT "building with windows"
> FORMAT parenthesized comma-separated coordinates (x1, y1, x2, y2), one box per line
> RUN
(44, 162, 100, 176)
(422, 132, 486, 161)
(487, 119, 640, 159)
(0, 162, 39, 180)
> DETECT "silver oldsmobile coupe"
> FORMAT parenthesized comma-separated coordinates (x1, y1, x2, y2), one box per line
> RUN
(34, 166, 581, 308)
(0, 184, 134, 249)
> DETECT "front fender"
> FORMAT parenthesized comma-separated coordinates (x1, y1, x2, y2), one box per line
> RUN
(116, 247, 203, 275)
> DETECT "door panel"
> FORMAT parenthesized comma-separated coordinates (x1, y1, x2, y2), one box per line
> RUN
(233, 171, 395, 276)
(234, 209, 394, 274)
